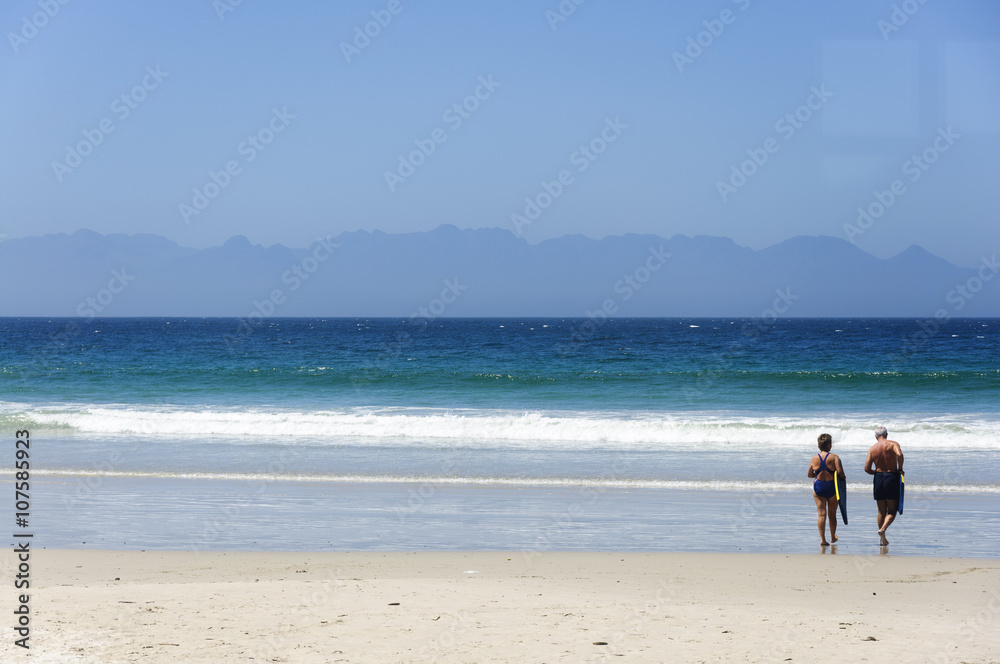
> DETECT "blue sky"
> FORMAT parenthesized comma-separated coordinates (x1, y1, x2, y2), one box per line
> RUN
(1, 0, 998, 266)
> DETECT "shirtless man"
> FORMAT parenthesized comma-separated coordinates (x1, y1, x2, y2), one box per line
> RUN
(864, 426, 904, 546)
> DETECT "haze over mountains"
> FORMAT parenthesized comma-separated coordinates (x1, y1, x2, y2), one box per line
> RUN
(1, 226, 997, 317)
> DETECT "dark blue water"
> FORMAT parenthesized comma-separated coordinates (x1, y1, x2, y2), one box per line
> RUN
(3, 317, 998, 414)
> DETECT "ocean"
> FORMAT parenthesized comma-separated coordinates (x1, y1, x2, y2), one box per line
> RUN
(2, 317, 998, 557)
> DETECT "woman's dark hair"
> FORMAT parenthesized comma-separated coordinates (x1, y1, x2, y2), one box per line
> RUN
(817, 433, 833, 451)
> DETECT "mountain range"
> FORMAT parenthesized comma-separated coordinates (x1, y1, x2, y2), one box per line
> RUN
(1, 226, 997, 317)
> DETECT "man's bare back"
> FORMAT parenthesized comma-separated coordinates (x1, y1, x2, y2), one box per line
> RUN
(867, 439, 903, 473)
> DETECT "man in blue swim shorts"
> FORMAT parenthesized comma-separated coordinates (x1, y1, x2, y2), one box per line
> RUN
(864, 426, 904, 547)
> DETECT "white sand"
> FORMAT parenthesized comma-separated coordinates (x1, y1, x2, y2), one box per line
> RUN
(4, 550, 999, 663)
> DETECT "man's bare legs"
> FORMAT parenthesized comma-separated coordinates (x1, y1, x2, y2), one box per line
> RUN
(876, 499, 898, 545)
(814, 494, 830, 545)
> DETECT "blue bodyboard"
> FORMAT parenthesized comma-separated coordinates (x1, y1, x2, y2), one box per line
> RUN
(836, 475, 848, 525)
(898, 471, 905, 515)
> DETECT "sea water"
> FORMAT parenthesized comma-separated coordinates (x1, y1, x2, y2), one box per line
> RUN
(2, 318, 998, 556)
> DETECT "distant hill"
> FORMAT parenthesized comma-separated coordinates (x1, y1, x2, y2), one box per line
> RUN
(1, 226, 996, 317)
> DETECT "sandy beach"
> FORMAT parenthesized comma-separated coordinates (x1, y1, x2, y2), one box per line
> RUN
(5, 550, 998, 663)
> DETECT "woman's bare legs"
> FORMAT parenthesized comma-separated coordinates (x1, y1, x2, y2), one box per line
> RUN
(813, 494, 830, 545)
(826, 496, 839, 543)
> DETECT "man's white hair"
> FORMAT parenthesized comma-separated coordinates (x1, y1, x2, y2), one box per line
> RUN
(875, 426, 888, 439)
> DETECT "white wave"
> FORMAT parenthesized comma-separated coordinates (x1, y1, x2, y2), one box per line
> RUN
(3, 402, 999, 451)
(30, 468, 1000, 494)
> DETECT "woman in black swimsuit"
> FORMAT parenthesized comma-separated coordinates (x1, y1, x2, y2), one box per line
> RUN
(807, 433, 845, 546)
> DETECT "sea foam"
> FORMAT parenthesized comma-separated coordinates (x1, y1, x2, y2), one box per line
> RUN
(4, 402, 998, 451)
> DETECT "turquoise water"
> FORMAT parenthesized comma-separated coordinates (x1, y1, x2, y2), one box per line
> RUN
(2, 317, 998, 554)
(5, 317, 999, 413)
